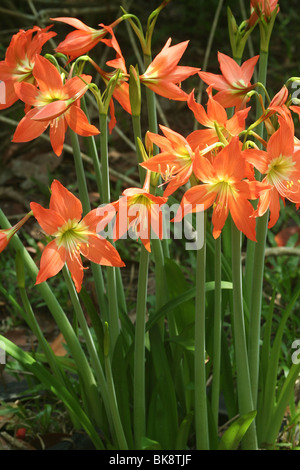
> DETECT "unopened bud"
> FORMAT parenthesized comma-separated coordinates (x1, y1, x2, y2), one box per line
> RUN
(129, 64, 141, 116)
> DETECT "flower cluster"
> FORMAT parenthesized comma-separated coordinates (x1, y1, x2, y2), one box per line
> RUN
(0, 2, 299, 293)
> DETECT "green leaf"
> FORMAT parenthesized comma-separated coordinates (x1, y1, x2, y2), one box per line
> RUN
(141, 436, 161, 450)
(218, 410, 257, 450)
(175, 413, 193, 450)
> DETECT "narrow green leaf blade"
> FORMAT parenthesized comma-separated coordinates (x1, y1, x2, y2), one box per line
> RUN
(218, 410, 257, 450)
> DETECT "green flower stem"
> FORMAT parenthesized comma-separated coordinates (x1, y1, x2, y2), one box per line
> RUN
(81, 99, 128, 319)
(244, 48, 269, 310)
(133, 245, 149, 449)
(99, 113, 111, 204)
(143, 53, 158, 140)
(16, 253, 69, 389)
(132, 113, 146, 185)
(248, 211, 269, 408)
(0, 210, 102, 427)
(132, 69, 169, 322)
(255, 49, 268, 148)
(69, 129, 92, 215)
(231, 221, 257, 450)
(99, 112, 120, 352)
(69, 129, 107, 320)
(80, 97, 103, 198)
(104, 324, 128, 450)
(244, 47, 269, 411)
(211, 235, 222, 429)
(62, 265, 114, 435)
(195, 214, 209, 450)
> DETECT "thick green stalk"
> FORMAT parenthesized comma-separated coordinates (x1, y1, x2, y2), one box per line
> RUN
(69, 129, 107, 319)
(143, 51, 171, 268)
(245, 49, 269, 409)
(211, 235, 222, 429)
(80, 97, 103, 198)
(62, 266, 114, 436)
(143, 53, 158, 139)
(133, 245, 149, 449)
(132, 114, 146, 185)
(104, 323, 128, 450)
(248, 211, 269, 408)
(99, 113, 120, 352)
(81, 99, 128, 319)
(17, 263, 72, 397)
(69, 129, 92, 216)
(231, 221, 257, 450)
(244, 48, 269, 310)
(194, 215, 209, 450)
(0, 210, 102, 427)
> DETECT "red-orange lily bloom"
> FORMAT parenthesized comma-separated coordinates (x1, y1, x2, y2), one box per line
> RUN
(244, 116, 300, 228)
(30, 180, 125, 292)
(52, 17, 123, 61)
(186, 86, 250, 149)
(139, 38, 200, 101)
(0, 25, 56, 110)
(198, 52, 259, 109)
(12, 55, 99, 156)
(174, 137, 270, 241)
(140, 125, 199, 197)
(105, 172, 168, 252)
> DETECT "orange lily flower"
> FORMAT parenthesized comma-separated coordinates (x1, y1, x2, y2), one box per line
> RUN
(106, 171, 168, 252)
(244, 116, 300, 228)
(0, 211, 33, 254)
(139, 38, 200, 101)
(140, 125, 198, 197)
(186, 86, 250, 149)
(198, 52, 259, 109)
(12, 55, 99, 156)
(52, 17, 123, 61)
(174, 137, 269, 241)
(30, 180, 125, 292)
(0, 25, 56, 110)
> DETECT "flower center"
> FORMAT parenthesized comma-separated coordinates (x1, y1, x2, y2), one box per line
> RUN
(14, 56, 34, 81)
(267, 154, 295, 193)
(54, 219, 89, 253)
(210, 178, 237, 210)
(127, 195, 152, 236)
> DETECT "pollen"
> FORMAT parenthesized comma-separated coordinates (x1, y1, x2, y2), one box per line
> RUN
(54, 218, 89, 252)
(267, 154, 296, 195)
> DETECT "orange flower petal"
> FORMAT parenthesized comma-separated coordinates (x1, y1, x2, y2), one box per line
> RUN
(33, 55, 63, 93)
(229, 196, 257, 241)
(65, 105, 99, 136)
(65, 250, 84, 293)
(12, 112, 49, 143)
(80, 234, 125, 267)
(49, 179, 82, 221)
(49, 117, 67, 156)
(36, 240, 66, 285)
(30, 202, 65, 234)
(14, 81, 39, 106)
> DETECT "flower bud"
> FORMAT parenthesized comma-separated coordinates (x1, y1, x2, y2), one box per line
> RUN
(129, 64, 141, 116)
